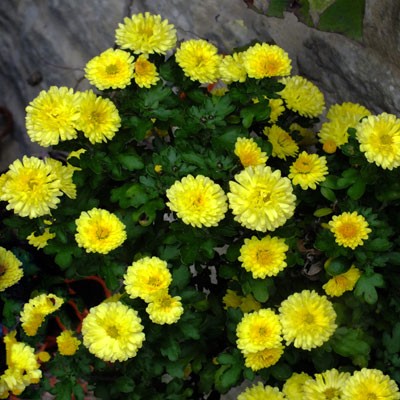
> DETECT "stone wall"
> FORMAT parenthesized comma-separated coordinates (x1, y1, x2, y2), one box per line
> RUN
(1, 0, 399, 170)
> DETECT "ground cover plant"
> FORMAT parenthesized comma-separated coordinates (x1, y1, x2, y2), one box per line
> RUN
(1, 11, 400, 400)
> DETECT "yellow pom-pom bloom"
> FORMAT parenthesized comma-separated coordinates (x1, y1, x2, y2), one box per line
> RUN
(234, 137, 268, 167)
(75, 90, 121, 144)
(27, 228, 55, 249)
(175, 39, 222, 84)
(115, 12, 176, 55)
(342, 368, 400, 400)
(328, 211, 371, 250)
(75, 208, 127, 254)
(227, 165, 296, 232)
(356, 112, 400, 170)
(239, 235, 288, 279)
(56, 330, 81, 356)
(25, 86, 80, 147)
(283, 372, 312, 400)
(279, 76, 325, 118)
(289, 151, 328, 190)
(238, 382, 286, 400)
(269, 98, 285, 123)
(244, 345, 284, 371)
(327, 101, 371, 122)
(279, 290, 337, 350)
(146, 292, 184, 324)
(133, 54, 160, 88)
(219, 52, 247, 83)
(20, 293, 64, 336)
(166, 175, 228, 228)
(264, 125, 299, 160)
(243, 43, 292, 79)
(323, 265, 362, 297)
(0, 156, 63, 219)
(303, 368, 351, 400)
(45, 158, 77, 199)
(85, 48, 134, 90)
(0, 247, 23, 292)
(81, 301, 145, 362)
(236, 309, 282, 353)
(124, 256, 172, 302)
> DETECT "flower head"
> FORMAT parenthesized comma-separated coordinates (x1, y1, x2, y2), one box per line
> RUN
(269, 98, 285, 123)
(75, 208, 127, 254)
(323, 265, 362, 297)
(133, 55, 160, 88)
(239, 235, 288, 279)
(27, 228, 55, 249)
(85, 48, 134, 90)
(238, 382, 286, 400)
(82, 301, 145, 362)
(342, 368, 400, 400)
(227, 165, 296, 232)
(279, 290, 337, 350)
(124, 256, 172, 302)
(328, 211, 371, 249)
(356, 112, 400, 170)
(279, 76, 325, 118)
(175, 39, 221, 83)
(283, 372, 312, 400)
(115, 12, 176, 55)
(219, 52, 247, 83)
(75, 90, 121, 144)
(327, 101, 371, 122)
(236, 309, 282, 353)
(20, 294, 64, 336)
(289, 151, 328, 190)
(0, 247, 23, 292)
(25, 86, 80, 147)
(0, 156, 63, 219)
(166, 175, 228, 228)
(234, 137, 268, 167)
(304, 368, 351, 400)
(146, 292, 184, 324)
(264, 125, 299, 160)
(56, 330, 81, 356)
(243, 43, 292, 79)
(244, 345, 284, 371)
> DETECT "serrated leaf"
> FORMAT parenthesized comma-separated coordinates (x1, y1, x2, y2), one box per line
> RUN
(354, 272, 385, 304)
(172, 265, 191, 289)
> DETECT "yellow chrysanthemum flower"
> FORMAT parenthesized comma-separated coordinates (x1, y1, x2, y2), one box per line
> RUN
(356, 112, 400, 170)
(234, 137, 268, 167)
(227, 165, 296, 232)
(239, 294, 262, 313)
(303, 368, 351, 400)
(264, 125, 299, 160)
(269, 98, 285, 123)
(82, 301, 145, 362)
(56, 330, 81, 356)
(45, 158, 77, 199)
(243, 43, 292, 79)
(279, 76, 325, 118)
(20, 293, 64, 336)
(279, 290, 337, 350)
(236, 309, 282, 353)
(223, 289, 242, 309)
(85, 48, 134, 90)
(239, 235, 288, 279)
(133, 54, 160, 88)
(146, 292, 184, 324)
(0, 247, 23, 292)
(283, 372, 312, 400)
(175, 39, 222, 84)
(166, 174, 228, 228)
(342, 368, 400, 400)
(318, 120, 350, 151)
(328, 211, 371, 250)
(327, 101, 371, 122)
(0, 156, 63, 219)
(124, 256, 172, 302)
(0, 332, 42, 398)
(115, 12, 176, 55)
(25, 86, 80, 147)
(36, 352, 50, 362)
(27, 228, 55, 249)
(238, 382, 286, 400)
(244, 345, 284, 371)
(219, 52, 247, 83)
(323, 265, 362, 297)
(75, 90, 121, 144)
(75, 208, 127, 254)
(289, 151, 328, 190)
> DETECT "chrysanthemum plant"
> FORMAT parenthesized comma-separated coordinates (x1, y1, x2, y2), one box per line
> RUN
(1, 12, 400, 400)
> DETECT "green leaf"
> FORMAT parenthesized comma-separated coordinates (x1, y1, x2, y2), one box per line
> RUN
(161, 337, 181, 361)
(313, 208, 333, 217)
(320, 186, 336, 201)
(366, 238, 392, 252)
(116, 153, 144, 171)
(354, 272, 385, 304)
(383, 323, 400, 354)
(267, 0, 290, 17)
(251, 279, 270, 303)
(347, 179, 366, 200)
(124, 116, 153, 141)
(270, 362, 292, 380)
(215, 364, 242, 393)
(172, 265, 191, 290)
(115, 376, 135, 393)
